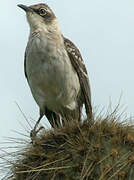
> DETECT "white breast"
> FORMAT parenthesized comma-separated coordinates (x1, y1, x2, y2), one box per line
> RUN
(25, 30, 80, 112)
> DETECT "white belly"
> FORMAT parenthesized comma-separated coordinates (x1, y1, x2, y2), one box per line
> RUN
(25, 36, 80, 112)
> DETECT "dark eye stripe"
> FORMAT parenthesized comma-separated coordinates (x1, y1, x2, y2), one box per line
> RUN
(33, 8, 51, 18)
(33, 9, 40, 14)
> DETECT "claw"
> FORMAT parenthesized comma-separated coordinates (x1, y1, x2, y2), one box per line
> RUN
(30, 126, 45, 143)
(36, 126, 45, 133)
(30, 129, 36, 138)
(30, 115, 44, 142)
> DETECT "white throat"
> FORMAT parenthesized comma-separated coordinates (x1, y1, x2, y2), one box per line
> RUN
(26, 12, 61, 37)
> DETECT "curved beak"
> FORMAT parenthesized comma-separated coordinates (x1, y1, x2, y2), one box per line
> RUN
(17, 4, 33, 12)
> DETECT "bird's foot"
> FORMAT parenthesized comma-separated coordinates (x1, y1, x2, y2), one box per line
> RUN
(30, 126, 44, 143)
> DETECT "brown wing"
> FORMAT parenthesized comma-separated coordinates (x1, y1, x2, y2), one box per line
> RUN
(64, 37, 92, 119)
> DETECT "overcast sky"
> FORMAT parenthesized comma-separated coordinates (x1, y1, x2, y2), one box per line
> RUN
(0, 0, 134, 156)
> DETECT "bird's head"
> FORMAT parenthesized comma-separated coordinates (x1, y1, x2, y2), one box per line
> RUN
(18, 3, 58, 31)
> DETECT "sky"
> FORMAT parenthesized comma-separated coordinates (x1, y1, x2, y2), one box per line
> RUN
(0, 0, 134, 163)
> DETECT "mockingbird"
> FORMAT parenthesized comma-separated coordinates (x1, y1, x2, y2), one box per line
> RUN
(18, 3, 92, 137)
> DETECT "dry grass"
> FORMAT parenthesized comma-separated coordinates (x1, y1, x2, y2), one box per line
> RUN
(1, 106, 134, 180)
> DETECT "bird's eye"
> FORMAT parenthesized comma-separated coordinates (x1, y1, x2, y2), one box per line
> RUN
(39, 8, 47, 16)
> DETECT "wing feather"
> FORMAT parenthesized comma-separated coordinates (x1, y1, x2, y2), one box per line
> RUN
(64, 37, 92, 119)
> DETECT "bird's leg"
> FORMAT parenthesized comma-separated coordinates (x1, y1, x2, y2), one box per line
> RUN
(30, 113, 44, 139)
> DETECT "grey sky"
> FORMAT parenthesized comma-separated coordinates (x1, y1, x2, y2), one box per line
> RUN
(0, 0, 134, 152)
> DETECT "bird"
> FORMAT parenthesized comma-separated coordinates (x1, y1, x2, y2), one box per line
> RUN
(18, 3, 92, 137)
